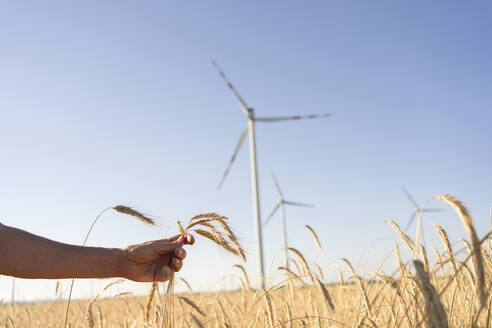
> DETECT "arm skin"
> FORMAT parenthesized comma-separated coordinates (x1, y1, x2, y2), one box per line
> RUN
(0, 223, 194, 282)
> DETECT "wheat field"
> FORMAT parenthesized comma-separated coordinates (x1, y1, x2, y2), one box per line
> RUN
(1, 195, 491, 328)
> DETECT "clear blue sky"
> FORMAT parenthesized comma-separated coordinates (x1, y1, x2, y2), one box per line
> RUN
(1, 1, 491, 301)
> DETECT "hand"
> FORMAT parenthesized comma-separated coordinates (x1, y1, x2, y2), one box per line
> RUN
(120, 233, 194, 282)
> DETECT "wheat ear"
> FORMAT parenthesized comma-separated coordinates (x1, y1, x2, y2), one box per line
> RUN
(305, 225, 322, 250)
(234, 264, 251, 290)
(113, 205, 155, 225)
(66, 206, 155, 328)
(342, 258, 371, 315)
(177, 297, 205, 317)
(194, 229, 243, 259)
(431, 223, 458, 276)
(315, 278, 335, 312)
(385, 219, 415, 252)
(145, 283, 157, 325)
(436, 194, 487, 308)
(414, 260, 448, 328)
(288, 248, 314, 283)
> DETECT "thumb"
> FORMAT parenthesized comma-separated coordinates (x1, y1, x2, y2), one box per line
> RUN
(153, 238, 184, 255)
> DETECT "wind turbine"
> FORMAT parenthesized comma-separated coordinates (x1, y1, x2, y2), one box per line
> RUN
(263, 172, 314, 268)
(402, 187, 443, 231)
(213, 61, 330, 287)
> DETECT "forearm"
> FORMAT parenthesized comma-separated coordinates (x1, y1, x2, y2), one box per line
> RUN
(0, 223, 125, 279)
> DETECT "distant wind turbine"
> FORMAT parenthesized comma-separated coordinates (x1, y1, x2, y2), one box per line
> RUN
(263, 172, 314, 268)
(213, 61, 330, 287)
(402, 187, 443, 231)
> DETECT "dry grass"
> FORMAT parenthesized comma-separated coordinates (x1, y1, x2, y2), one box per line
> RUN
(2, 195, 491, 328)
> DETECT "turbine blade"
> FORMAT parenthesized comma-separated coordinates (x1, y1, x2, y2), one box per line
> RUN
(283, 200, 315, 208)
(404, 212, 417, 231)
(255, 113, 331, 122)
(212, 60, 250, 116)
(270, 171, 284, 198)
(263, 202, 281, 227)
(402, 187, 419, 210)
(218, 126, 249, 189)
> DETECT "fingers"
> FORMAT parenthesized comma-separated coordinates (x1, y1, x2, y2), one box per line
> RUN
(153, 234, 194, 256)
(143, 233, 193, 281)
(183, 233, 195, 245)
(166, 233, 195, 245)
(153, 240, 181, 255)
(166, 234, 183, 242)
(152, 248, 185, 281)
(154, 260, 182, 282)
(171, 257, 183, 272)
(174, 247, 186, 260)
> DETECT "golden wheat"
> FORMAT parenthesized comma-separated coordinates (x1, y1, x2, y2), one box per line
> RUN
(113, 205, 155, 226)
(385, 219, 415, 252)
(304, 225, 322, 250)
(4, 196, 491, 328)
(414, 260, 448, 328)
(436, 194, 487, 309)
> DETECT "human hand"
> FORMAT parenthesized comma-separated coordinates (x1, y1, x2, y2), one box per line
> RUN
(120, 233, 194, 282)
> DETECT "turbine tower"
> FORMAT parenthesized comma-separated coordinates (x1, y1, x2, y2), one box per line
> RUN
(213, 61, 330, 287)
(263, 172, 314, 268)
(402, 187, 443, 231)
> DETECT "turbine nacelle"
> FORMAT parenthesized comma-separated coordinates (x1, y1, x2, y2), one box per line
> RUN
(247, 108, 254, 119)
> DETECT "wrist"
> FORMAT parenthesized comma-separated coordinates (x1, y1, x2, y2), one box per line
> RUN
(113, 247, 129, 279)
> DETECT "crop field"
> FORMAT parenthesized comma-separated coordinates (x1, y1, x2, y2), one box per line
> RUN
(1, 195, 491, 328)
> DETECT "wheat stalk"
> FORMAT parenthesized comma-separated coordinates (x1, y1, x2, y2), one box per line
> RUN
(161, 275, 175, 328)
(176, 278, 193, 295)
(277, 266, 307, 286)
(315, 278, 335, 312)
(175, 221, 184, 234)
(414, 260, 448, 328)
(85, 280, 124, 328)
(159, 212, 244, 328)
(65, 206, 155, 328)
(234, 264, 251, 290)
(338, 270, 344, 287)
(342, 258, 371, 315)
(145, 283, 157, 325)
(191, 314, 205, 328)
(393, 242, 407, 280)
(420, 243, 430, 273)
(305, 225, 322, 250)
(113, 291, 132, 298)
(432, 223, 458, 276)
(288, 248, 314, 283)
(262, 289, 275, 328)
(385, 219, 415, 252)
(435, 194, 487, 309)
(177, 296, 205, 317)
